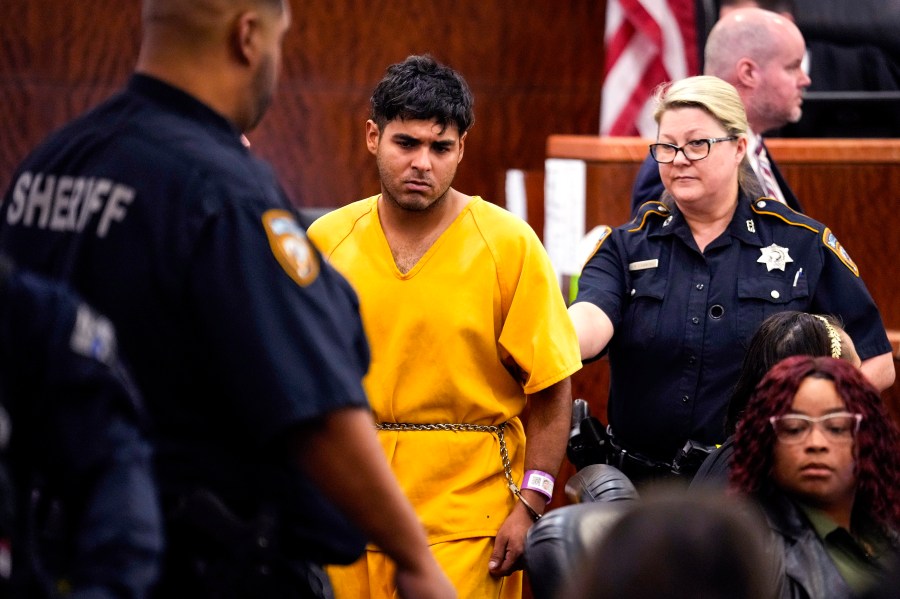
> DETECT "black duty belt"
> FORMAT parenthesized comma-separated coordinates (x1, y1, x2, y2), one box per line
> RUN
(606, 427, 717, 479)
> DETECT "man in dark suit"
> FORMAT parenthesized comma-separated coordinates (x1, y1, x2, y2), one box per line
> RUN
(631, 7, 810, 214)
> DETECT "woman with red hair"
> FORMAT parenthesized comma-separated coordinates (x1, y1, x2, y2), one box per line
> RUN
(731, 355, 900, 597)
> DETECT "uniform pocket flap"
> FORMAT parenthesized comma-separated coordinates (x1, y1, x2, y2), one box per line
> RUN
(629, 274, 667, 301)
(737, 276, 809, 304)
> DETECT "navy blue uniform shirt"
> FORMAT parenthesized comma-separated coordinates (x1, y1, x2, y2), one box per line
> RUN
(575, 193, 890, 460)
(0, 258, 162, 597)
(0, 75, 370, 563)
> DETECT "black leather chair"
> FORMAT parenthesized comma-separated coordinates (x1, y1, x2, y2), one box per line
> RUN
(563, 464, 639, 505)
(524, 465, 639, 599)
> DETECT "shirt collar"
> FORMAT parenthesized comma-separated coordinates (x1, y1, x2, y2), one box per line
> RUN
(727, 193, 765, 247)
(746, 128, 762, 155)
(796, 501, 891, 562)
(127, 73, 246, 149)
(746, 129, 764, 175)
(648, 191, 763, 248)
(797, 502, 843, 539)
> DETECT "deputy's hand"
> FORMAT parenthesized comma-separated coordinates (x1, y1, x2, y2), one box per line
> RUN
(395, 556, 456, 599)
(488, 497, 539, 577)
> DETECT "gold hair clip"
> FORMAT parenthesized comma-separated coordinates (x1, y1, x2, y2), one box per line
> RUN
(812, 315, 842, 359)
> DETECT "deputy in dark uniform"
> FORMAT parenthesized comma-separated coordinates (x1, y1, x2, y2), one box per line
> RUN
(0, 254, 162, 598)
(0, 1, 453, 597)
(569, 75, 893, 485)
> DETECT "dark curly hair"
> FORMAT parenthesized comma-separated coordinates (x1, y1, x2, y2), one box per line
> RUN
(730, 355, 900, 530)
(370, 54, 475, 135)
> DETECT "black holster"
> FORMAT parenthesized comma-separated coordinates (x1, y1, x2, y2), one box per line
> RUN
(566, 399, 611, 471)
(670, 439, 717, 477)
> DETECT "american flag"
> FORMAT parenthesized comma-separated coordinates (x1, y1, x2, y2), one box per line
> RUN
(601, 0, 700, 137)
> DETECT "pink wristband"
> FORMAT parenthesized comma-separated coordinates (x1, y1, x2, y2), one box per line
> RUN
(522, 470, 555, 501)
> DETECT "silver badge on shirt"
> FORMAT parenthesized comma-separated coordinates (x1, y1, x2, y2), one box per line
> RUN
(757, 243, 794, 272)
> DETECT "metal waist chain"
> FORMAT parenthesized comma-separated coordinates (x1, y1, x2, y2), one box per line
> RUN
(374, 421, 542, 520)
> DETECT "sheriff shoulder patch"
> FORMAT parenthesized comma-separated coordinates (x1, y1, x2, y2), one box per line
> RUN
(582, 225, 613, 268)
(821, 228, 859, 277)
(70, 304, 116, 363)
(262, 209, 320, 287)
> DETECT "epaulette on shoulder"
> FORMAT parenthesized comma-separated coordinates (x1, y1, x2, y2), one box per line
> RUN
(627, 201, 672, 232)
(749, 198, 819, 235)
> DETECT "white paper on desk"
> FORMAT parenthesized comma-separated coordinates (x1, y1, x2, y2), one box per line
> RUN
(544, 158, 586, 280)
(504, 169, 527, 221)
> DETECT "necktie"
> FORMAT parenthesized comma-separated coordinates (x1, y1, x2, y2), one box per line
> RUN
(755, 140, 786, 205)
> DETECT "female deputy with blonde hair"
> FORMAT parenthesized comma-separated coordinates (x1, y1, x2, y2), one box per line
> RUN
(568, 75, 893, 485)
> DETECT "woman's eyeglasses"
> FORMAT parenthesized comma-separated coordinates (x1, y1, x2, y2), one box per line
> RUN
(649, 137, 737, 164)
(769, 412, 863, 445)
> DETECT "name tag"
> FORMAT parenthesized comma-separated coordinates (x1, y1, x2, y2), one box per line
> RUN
(628, 259, 659, 271)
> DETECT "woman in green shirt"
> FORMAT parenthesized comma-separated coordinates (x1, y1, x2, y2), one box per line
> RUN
(731, 355, 900, 598)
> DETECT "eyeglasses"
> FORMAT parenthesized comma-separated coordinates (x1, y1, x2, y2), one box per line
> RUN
(649, 137, 738, 164)
(769, 412, 863, 445)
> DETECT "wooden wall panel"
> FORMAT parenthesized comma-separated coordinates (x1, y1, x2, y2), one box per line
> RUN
(0, 1, 140, 192)
(1, 1, 607, 212)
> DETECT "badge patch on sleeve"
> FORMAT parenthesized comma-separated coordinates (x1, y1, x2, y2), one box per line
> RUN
(582, 225, 613, 267)
(821, 228, 859, 277)
(262, 209, 320, 286)
(70, 304, 116, 363)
